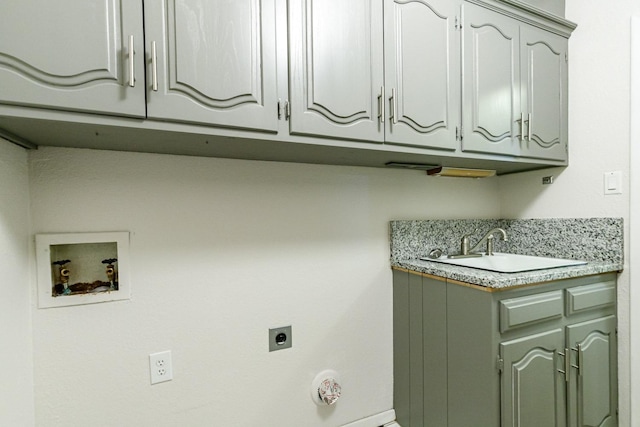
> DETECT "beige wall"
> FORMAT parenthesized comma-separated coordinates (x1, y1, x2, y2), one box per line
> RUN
(28, 147, 500, 426)
(0, 139, 34, 426)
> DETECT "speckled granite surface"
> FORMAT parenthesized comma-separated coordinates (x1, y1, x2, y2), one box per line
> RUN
(390, 218, 623, 289)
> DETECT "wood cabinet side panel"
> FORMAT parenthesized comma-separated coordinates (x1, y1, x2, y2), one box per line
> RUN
(408, 273, 425, 423)
(422, 276, 448, 426)
(392, 269, 411, 425)
(447, 282, 501, 426)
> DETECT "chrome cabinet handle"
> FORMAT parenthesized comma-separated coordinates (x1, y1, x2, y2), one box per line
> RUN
(390, 88, 397, 125)
(557, 349, 570, 383)
(527, 113, 532, 141)
(571, 345, 582, 376)
(151, 41, 158, 92)
(128, 35, 135, 87)
(378, 86, 385, 125)
(558, 347, 581, 383)
(284, 100, 291, 120)
(519, 112, 524, 141)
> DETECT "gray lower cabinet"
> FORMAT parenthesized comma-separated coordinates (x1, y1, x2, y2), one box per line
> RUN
(462, 2, 568, 161)
(0, 0, 146, 117)
(499, 328, 567, 427)
(393, 269, 618, 427)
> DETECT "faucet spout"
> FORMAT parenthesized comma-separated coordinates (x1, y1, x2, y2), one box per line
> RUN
(469, 227, 508, 255)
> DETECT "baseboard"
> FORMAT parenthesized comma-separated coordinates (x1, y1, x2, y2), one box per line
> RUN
(339, 409, 397, 427)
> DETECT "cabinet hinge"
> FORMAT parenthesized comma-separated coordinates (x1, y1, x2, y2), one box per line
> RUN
(496, 356, 504, 373)
(455, 16, 461, 31)
(278, 99, 291, 120)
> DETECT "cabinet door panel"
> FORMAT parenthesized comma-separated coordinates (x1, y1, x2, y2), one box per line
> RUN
(384, 0, 458, 150)
(462, 4, 521, 156)
(288, 0, 384, 142)
(500, 329, 566, 427)
(566, 316, 617, 427)
(521, 25, 568, 161)
(0, 0, 145, 117)
(146, 0, 278, 132)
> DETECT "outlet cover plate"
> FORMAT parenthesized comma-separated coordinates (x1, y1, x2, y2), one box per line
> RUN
(269, 326, 292, 352)
(149, 350, 173, 384)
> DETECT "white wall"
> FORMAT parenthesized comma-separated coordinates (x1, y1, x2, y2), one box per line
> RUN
(499, 0, 634, 424)
(630, 14, 640, 427)
(28, 147, 500, 427)
(0, 138, 35, 426)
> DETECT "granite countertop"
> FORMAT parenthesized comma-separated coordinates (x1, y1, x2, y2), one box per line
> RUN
(392, 258, 622, 289)
(390, 218, 624, 290)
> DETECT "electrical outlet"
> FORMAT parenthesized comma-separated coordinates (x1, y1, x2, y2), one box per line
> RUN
(269, 326, 292, 352)
(149, 350, 173, 385)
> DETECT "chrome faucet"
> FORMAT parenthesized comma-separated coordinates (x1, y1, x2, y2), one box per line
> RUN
(450, 227, 508, 258)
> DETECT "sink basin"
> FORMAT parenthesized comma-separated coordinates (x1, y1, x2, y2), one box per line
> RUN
(421, 252, 588, 273)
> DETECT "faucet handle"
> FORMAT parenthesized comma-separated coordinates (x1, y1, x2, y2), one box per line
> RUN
(460, 229, 478, 255)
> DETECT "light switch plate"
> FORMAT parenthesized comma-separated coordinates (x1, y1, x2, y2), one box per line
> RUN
(604, 171, 623, 195)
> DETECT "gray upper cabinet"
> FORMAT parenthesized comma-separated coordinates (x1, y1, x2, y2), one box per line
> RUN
(520, 24, 568, 161)
(0, 0, 576, 172)
(0, 0, 145, 117)
(144, 0, 279, 132)
(462, 2, 568, 161)
(288, 0, 460, 149)
(462, 4, 520, 156)
(383, 0, 459, 150)
(288, 0, 385, 142)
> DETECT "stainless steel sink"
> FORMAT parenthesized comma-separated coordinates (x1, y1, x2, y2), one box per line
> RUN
(421, 252, 587, 273)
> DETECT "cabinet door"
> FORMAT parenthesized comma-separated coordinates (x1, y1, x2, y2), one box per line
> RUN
(383, 0, 458, 150)
(461, 4, 521, 156)
(500, 329, 567, 427)
(566, 316, 617, 427)
(288, 0, 384, 142)
(145, 0, 279, 132)
(520, 25, 568, 161)
(0, 0, 145, 117)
